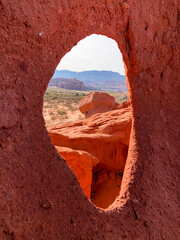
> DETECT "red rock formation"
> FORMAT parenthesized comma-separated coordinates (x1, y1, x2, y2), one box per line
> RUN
(91, 167, 122, 209)
(79, 91, 119, 118)
(49, 106, 132, 172)
(56, 146, 98, 198)
(49, 77, 86, 90)
(0, 0, 179, 239)
(49, 104, 131, 208)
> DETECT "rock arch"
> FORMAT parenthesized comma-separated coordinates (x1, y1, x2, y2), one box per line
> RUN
(0, 0, 179, 239)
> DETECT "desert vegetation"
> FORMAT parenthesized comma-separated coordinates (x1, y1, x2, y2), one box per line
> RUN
(43, 87, 128, 127)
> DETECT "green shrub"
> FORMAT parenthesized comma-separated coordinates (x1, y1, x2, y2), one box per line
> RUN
(57, 109, 67, 115)
(51, 116, 57, 121)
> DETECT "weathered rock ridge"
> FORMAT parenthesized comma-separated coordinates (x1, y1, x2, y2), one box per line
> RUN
(49, 77, 86, 90)
(0, 0, 179, 239)
(49, 106, 131, 172)
(48, 103, 132, 207)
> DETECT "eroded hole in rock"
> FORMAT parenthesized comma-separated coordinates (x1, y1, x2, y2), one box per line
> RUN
(44, 34, 131, 209)
(91, 164, 124, 209)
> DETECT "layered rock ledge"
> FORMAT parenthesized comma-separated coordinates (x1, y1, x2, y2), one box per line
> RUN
(48, 100, 132, 207)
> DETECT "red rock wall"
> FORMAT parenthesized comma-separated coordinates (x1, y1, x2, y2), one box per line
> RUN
(49, 77, 86, 90)
(0, 0, 179, 239)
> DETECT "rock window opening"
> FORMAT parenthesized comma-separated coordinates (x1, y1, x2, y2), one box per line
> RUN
(43, 34, 131, 209)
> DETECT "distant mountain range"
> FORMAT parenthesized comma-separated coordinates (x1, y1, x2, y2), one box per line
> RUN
(51, 70, 127, 91)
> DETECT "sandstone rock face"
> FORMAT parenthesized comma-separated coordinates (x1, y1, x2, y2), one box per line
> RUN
(0, 0, 179, 239)
(91, 168, 122, 209)
(49, 106, 132, 172)
(49, 105, 131, 209)
(49, 77, 86, 90)
(56, 146, 99, 198)
(79, 92, 119, 118)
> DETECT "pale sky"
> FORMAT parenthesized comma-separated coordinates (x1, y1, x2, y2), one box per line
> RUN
(57, 34, 125, 75)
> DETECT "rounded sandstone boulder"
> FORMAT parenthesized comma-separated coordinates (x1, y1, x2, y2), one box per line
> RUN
(79, 92, 119, 118)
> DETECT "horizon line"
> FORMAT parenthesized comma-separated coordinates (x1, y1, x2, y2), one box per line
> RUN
(56, 69, 125, 76)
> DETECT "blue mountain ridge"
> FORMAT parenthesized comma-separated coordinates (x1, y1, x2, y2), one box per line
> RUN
(53, 70, 125, 83)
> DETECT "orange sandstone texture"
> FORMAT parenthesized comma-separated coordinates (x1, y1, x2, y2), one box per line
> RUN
(49, 102, 131, 208)
(91, 168, 122, 209)
(49, 105, 132, 172)
(79, 91, 119, 118)
(0, 0, 179, 239)
(56, 146, 98, 198)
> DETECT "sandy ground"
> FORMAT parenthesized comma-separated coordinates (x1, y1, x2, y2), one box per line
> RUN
(43, 102, 84, 128)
